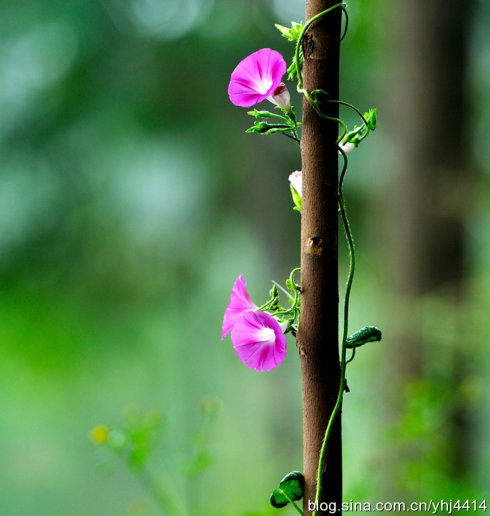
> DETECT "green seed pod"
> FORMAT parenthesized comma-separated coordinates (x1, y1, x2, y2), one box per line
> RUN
(346, 326, 382, 349)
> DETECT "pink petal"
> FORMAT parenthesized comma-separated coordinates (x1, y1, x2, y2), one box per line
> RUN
(228, 48, 286, 108)
(231, 311, 287, 371)
(222, 275, 257, 340)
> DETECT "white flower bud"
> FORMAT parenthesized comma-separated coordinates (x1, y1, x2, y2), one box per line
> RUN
(268, 83, 291, 111)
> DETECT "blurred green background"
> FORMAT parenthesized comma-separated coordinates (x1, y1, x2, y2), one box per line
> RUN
(0, 0, 488, 514)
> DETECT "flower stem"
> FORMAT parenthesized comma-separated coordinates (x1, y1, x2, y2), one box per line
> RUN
(282, 131, 301, 144)
(346, 347, 356, 365)
(327, 100, 368, 126)
(118, 455, 182, 516)
(270, 268, 301, 319)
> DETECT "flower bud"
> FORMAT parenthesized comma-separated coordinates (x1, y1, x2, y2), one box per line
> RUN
(288, 171, 302, 212)
(288, 171, 302, 197)
(339, 141, 355, 154)
(268, 83, 291, 111)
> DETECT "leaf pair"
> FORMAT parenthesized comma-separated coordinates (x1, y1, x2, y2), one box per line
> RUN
(246, 109, 300, 138)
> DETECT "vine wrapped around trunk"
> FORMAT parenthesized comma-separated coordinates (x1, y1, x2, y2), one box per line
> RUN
(223, 3, 380, 515)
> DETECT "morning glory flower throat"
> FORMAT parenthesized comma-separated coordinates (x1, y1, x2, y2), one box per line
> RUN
(231, 311, 287, 371)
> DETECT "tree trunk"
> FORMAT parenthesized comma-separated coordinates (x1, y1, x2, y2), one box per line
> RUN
(393, 0, 470, 373)
(391, 0, 472, 485)
(298, 1, 342, 513)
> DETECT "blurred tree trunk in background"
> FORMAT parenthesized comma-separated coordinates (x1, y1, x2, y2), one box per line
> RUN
(391, 0, 473, 486)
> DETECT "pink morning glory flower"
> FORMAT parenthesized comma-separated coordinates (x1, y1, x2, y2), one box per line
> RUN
(222, 275, 257, 340)
(228, 48, 289, 109)
(231, 311, 287, 371)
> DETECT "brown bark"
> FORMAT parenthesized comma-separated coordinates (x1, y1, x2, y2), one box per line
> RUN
(297, 1, 342, 513)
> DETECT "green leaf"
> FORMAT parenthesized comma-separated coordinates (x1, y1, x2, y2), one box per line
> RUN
(365, 108, 377, 130)
(287, 48, 304, 82)
(274, 21, 304, 42)
(269, 283, 279, 299)
(270, 471, 305, 508)
(275, 23, 292, 38)
(262, 127, 293, 135)
(128, 443, 149, 469)
(287, 60, 297, 81)
(338, 107, 377, 149)
(346, 326, 382, 349)
(246, 109, 288, 122)
(290, 183, 302, 212)
(184, 451, 213, 477)
(246, 121, 291, 135)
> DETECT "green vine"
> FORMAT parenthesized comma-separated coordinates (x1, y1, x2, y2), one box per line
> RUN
(288, 5, 379, 514)
(232, 5, 381, 513)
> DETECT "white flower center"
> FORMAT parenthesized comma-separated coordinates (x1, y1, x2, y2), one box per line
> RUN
(256, 78, 272, 95)
(256, 327, 275, 343)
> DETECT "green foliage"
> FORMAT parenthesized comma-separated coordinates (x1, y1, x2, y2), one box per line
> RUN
(274, 21, 305, 42)
(287, 48, 304, 82)
(246, 108, 300, 140)
(90, 401, 220, 513)
(0, 0, 488, 513)
(386, 379, 481, 500)
(184, 450, 213, 477)
(341, 108, 377, 147)
(270, 471, 304, 509)
(246, 122, 292, 136)
(275, 21, 305, 80)
(92, 406, 164, 470)
(365, 108, 377, 130)
(184, 396, 220, 478)
(246, 109, 289, 121)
